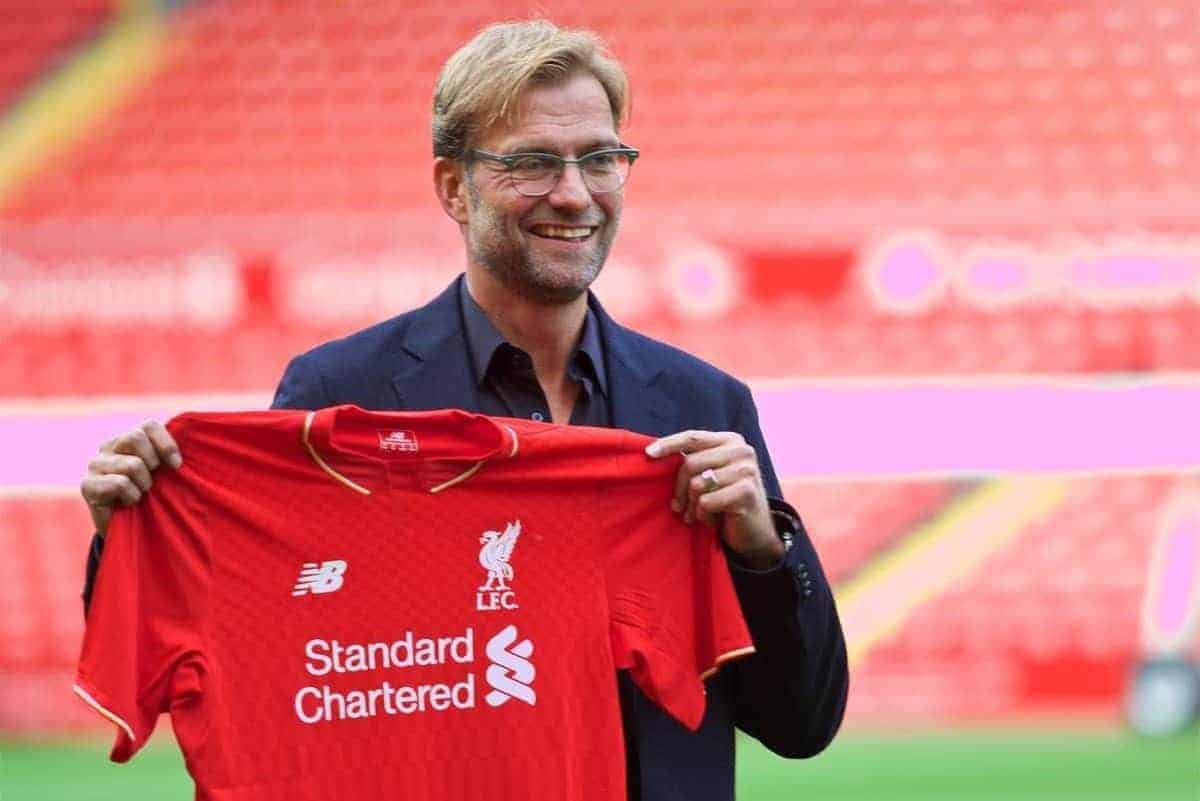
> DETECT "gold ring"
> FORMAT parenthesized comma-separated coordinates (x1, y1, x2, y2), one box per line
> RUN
(700, 468, 720, 493)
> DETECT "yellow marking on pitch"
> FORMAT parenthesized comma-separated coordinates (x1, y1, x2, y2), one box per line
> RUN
(0, 5, 169, 208)
(837, 477, 1069, 666)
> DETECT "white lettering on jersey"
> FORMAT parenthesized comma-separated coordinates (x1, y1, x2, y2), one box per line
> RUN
(292, 560, 347, 596)
(303, 630, 475, 676)
(484, 625, 536, 707)
(290, 627, 542, 725)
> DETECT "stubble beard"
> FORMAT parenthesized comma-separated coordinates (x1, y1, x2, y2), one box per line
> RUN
(465, 182, 617, 306)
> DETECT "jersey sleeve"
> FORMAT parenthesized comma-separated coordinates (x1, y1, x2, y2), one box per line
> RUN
(74, 462, 210, 762)
(601, 442, 755, 731)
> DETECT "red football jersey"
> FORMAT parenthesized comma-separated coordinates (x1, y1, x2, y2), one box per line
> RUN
(76, 405, 755, 801)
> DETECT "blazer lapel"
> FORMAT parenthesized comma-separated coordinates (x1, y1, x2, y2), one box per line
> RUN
(387, 278, 677, 432)
(389, 275, 485, 413)
(591, 294, 677, 437)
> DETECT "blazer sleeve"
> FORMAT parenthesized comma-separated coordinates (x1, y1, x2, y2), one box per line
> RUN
(82, 531, 105, 616)
(725, 380, 849, 758)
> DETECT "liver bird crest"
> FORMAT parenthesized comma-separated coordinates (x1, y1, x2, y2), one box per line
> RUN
(479, 520, 521, 591)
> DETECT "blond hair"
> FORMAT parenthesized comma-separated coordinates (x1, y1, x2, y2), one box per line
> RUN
(432, 20, 630, 158)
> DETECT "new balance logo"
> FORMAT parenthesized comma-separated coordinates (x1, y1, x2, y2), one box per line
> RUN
(377, 429, 418, 452)
(292, 560, 347, 596)
(484, 625, 536, 707)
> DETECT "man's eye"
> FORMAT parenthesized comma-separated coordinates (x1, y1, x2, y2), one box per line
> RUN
(508, 155, 558, 173)
(582, 152, 620, 174)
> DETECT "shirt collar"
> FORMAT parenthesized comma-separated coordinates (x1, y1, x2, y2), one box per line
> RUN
(458, 279, 608, 396)
(303, 405, 519, 494)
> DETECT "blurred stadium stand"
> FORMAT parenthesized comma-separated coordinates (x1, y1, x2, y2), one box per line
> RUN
(0, 0, 114, 111)
(1, 0, 1198, 735)
(782, 479, 957, 584)
(850, 475, 1193, 723)
(2, 0, 1198, 395)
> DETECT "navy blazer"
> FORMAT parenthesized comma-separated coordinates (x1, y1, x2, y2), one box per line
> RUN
(272, 275, 848, 800)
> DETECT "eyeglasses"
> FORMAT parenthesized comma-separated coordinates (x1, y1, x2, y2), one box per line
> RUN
(468, 146, 640, 197)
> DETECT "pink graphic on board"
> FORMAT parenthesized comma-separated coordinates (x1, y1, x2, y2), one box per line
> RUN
(4, 380, 1200, 489)
(1142, 493, 1200, 655)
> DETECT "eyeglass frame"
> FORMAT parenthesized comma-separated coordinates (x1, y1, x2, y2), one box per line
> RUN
(465, 146, 640, 197)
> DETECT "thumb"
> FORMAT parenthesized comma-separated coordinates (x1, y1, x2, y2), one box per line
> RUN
(87, 502, 113, 538)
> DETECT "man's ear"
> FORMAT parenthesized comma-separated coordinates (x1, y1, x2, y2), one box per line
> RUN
(434, 157, 470, 224)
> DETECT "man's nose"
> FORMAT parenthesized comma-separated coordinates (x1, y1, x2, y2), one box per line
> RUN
(545, 163, 592, 211)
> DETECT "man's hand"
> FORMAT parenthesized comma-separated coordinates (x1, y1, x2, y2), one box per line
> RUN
(645, 430, 785, 570)
(80, 421, 182, 537)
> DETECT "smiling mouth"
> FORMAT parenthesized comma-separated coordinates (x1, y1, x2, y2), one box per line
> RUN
(528, 224, 596, 241)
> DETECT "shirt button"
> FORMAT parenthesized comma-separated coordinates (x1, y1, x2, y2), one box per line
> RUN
(531, 411, 545, 422)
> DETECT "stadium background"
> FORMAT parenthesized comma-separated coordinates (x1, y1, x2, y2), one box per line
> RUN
(1, 0, 1197, 798)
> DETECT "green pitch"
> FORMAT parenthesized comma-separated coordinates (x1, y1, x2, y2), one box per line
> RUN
(1, 730, 1196, 800)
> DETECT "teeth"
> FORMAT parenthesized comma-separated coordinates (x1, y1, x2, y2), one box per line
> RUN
(532, 225, 592, 240)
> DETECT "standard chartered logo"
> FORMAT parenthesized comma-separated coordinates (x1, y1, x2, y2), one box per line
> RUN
(293, 625, 537, 725)
(484, 625, 536, 707)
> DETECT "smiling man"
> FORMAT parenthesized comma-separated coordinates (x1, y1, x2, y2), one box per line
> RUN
(447, 75, 625, 304)
(80, 20, 847, 800)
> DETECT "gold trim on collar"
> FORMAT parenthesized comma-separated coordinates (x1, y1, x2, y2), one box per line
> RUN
(302, 411, 371, 496)
(429, 460, 485, 494)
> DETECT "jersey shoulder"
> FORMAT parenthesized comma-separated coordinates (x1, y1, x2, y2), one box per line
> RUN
(501, 418, 674, 485)
(168, 409, 306, 441)
(165, 410, 313, 481)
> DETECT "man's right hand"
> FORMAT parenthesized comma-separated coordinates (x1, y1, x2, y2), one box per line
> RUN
(80, 420, 182, 537)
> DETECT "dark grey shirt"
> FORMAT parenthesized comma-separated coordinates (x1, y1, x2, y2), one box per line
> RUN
(459, 281, 609, 426)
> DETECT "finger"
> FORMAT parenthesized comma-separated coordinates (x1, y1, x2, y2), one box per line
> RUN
(671, 459, 693, 514)
(687, 462, 763, 526)
(85, 498, 111, 535)
(86, 453, 154, 493)
(141, 420, 183, 469)
(694, 477, 759, 526)
(81, 473, 143, 508)
(688, 459, 757, 499)
(673, 442, 756, 513)
(645, 430, 738, 458)
(108, 421, 181, 470)
(688, 480, 731, 527)
(681, 440, 756, 477)
(109, 427, 162, 471)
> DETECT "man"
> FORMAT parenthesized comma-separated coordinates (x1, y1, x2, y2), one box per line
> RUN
(80, 20, 847, 800)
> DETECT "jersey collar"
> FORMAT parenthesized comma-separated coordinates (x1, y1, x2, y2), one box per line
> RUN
(302, 405, 519, 495)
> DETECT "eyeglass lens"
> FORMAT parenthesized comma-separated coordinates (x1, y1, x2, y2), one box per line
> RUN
(509, 152, 632, 196)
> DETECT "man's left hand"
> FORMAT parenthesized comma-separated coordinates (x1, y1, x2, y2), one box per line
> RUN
(646, 430, 785, 570)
